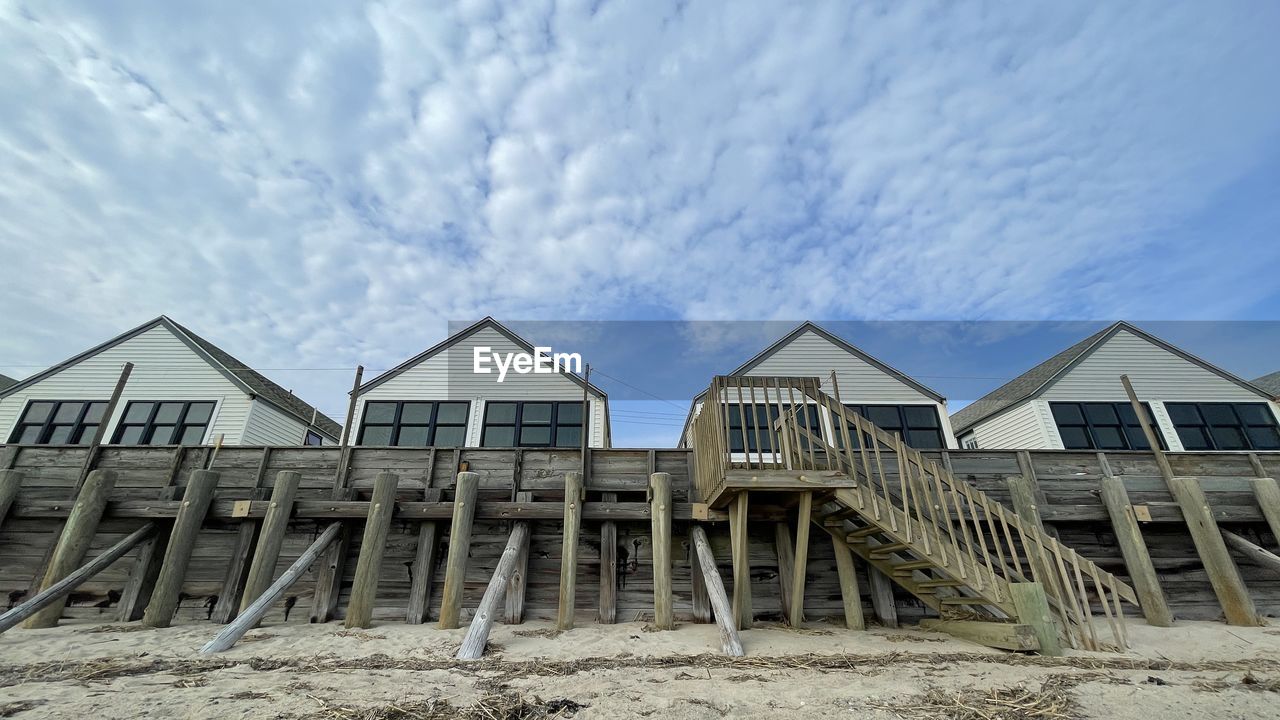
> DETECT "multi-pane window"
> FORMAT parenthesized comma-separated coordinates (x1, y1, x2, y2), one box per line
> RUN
(833, 405, 946, 450)
(112, 401, 215, 445)
(727, 404, 824, 453)
(357, 401, 469, 447)
(304, 430, 324, 446)
(481, 401, 583, 448)
(1051, 402, 1166, 450)
(1165, 402, 1280, 451)
(8, 400, 108, 445)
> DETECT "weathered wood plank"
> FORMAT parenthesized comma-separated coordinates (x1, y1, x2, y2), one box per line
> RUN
(143, 469, 221, 628)
(345, 472, 400, 628)
(457, 521, 531, 660)
(831, 535, 864, 630)
(789, 491, 812, 627)
(1169, 476, 1261, 626)
(689, 525, 746, 657)
(1251, 477, 1280, 552)
(730, 491, 752, 629)
(0, 469, 22, 531)
(24, 469, 118, 628)
(650, 472, 673, 630)
(557, 471, 584, 630)
(1010, 582, 1062, 657)
(919, 619, 1039, 651)
(598, 491, 617, 624)
(1100, 475, 1174, 627)
(439, 471, 480, 629)
(407, 488, 443, 624)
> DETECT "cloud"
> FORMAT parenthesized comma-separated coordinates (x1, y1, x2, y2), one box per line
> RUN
(1, 0, 1279, 439)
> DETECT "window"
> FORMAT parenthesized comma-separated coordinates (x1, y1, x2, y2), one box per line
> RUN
(112, 401, 215, 445)
(8, 400, 108, 445)
(961, 435, 979, 450)
(357, 401, 469, 447)
(1050, 402, 1166, 451)
(1165, 402, 1280, 451)
(304, 430, 324, 446)
(834, 405, 947, 450)
(481, 401, 583, 448)
(727, 404, 824, 453)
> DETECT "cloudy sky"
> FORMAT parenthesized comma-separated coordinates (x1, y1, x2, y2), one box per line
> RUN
(2, 1, 1279, 444)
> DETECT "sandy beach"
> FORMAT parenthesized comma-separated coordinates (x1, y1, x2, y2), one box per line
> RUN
(2, 618, 1278, 718)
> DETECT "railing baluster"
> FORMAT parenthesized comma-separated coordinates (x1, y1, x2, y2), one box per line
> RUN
(747, 377, 765, 468)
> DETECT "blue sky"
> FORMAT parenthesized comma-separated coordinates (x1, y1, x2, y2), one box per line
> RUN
(1, 2, 1279, 446)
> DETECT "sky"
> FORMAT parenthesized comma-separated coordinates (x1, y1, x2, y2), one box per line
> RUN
(1, 1, 1279, 446)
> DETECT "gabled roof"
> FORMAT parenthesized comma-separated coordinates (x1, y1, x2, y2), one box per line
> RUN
(1254, 371, 1280, 398)
(358, 317, 609, 399)
(951, 321, 1273, 433)
(729, 321, 947, 403)
(0, 374, 17, 392)
(0, 316, 342, 440)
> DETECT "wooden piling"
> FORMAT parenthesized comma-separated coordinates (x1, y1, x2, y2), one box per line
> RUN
(599, 491, 618, 624)
(774, 523, 799, 623)
(0, 469, 22, 530)
(1099, 476, 1174, 626)
(24, 469, 118, 629)
(690, 541, 712, 623)
(457, 521, 531, 660)
(557, 471, 584, 630)
(142, 469, 221, 628)
(1170, 476, 1261, 626)
(1250, 477, 1280, 551)
(1010, 582, 1063, 656)
(650, 472, 673, 630)
(729, 491, 752, 630)
(346, 472, 400, 628)
(1222, 529, 1280, 575)
(788, 491, 812, 628)
(407, 488, 443, 624)
(867, 566, 898, 629)
(831, 535, 865, 630)
(689, 525, 745, 657)
(238, 470, 301, 617)
(439, 471, 480, 629)
(213, 447, 273, 623)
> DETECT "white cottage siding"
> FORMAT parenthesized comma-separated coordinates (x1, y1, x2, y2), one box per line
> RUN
(355, 326, 608, 447)
(0, 325, 253, 444)
(242, 401, 312, 446)
(967, 402, 1051, 450)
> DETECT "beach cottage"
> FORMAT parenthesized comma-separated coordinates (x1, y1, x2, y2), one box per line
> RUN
(0, 316, 340, 447)
(951, 321, 1280, 451)
(352, 317, 610, 448)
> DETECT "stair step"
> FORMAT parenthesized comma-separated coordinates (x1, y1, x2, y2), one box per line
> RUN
(846, 526, 884, 542)
(892, 560, 938, 574)
(940, 596, 992, 605)
(917, 579, 966, 588)
(869, 542, 911, 557)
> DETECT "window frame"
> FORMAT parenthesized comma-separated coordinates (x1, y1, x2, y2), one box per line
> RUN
(7, 399, 110, 446)
(480, 400, 585, 448)
(1049, 401, 1166, 451)
(835, 404, 948, 450)
(110, 400, 217, 446)
(355, 400, 471, 447)
(304, 430, 324, 446)
(726, 403, 825, 454)
(1165, 402, 1280, 451)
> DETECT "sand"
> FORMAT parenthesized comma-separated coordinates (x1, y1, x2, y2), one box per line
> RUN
(2, 618, 1279, 718)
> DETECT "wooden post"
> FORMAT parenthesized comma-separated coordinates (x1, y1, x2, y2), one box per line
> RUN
(311, 365, 364, 624)
(457, 521, 532, 660)
(1250, 477, 1280, 551)
(1010, 582, 1062, 657)
(831, 536, 865, 630)
(1016, 451, 1057, 538)
(650, 472, 673, 630)
(23, 469, 119, 629)
(142, 469, 221, 628)
(239, 471, 301, 616)
(1170, 475, 1262, 625)
(407, 488, 443, 624)
(1006, 473, 1055, 584)
(212, 447, 272, 623)
(1099, 476, 1174, 626)
(557, 471, 584, 630)
(689, 525, 746, 657)
(1, 523, 154, 634)
(201, 522, 341, 653)
(729, 491, 752, 629)
(0, 469, 22, 530)
(346, 472, 400, 628)
(867, 567, 898, 629)
(116, 527, 168, 622)
(774, 523, 798, 623)
(1222, 529, 1280, 575)
(599, 491, 618, 624)
(788, 491, 812, 628)
(690, 540, 712, 623)
(439, 471, 480, 629)
(504, 491, 532, 624)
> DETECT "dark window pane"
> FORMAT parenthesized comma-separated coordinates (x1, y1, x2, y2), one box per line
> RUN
(865, 406, 901, 429)
(47, 426, 73, 445)
(124, 402, 154, 423)
(148, 425, 176, 445)
(53, 402, 83, 423)
(75, 424, 99, 444)
(726, 404, 742, 426)
(361, 425, 393, 446)
(902, 406, 939, 428)
(1165, 404, 1201, 425)
(305, 431, 323, 446)
(1176, 426, 1212, 450)
(1092, 426, 1127, 449)
(1236, 404, 1273, 426)
(397, 425, 431, 446)
(364, 402, 397, 424)
(23, 401, 55, 424)
(1084, 403, 1119, 425)
(1200, 404, 1237, 426)
(400, 403, 434, 424)
(1058, 426, 1092, 449)
(1210, 425, 1247, 450)
(434, 426, 466, 447)
(522, 403, 552, 423)
(17, 426, 42, 443)
(154, 403, 184, 424)
(1115, 404, 1139, 425)
(83, 402, 107, 423)
(185, 403, 214, 424)
(1051, 403, 1085, 425)
(1124, 426, 1153, 450)
(437, 403, 468, 425)
(556, 426, 582, 448)
(557, 402, 583, 425)
(906, 429, 944, 449)
(483, 426, 515, 447)
(520, 426, 551, 445)
(117, 426, 145, 445)
(485, 403, 517, 424)
(1247, 426, 1280, 450)
(179, 426, 206, 445)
